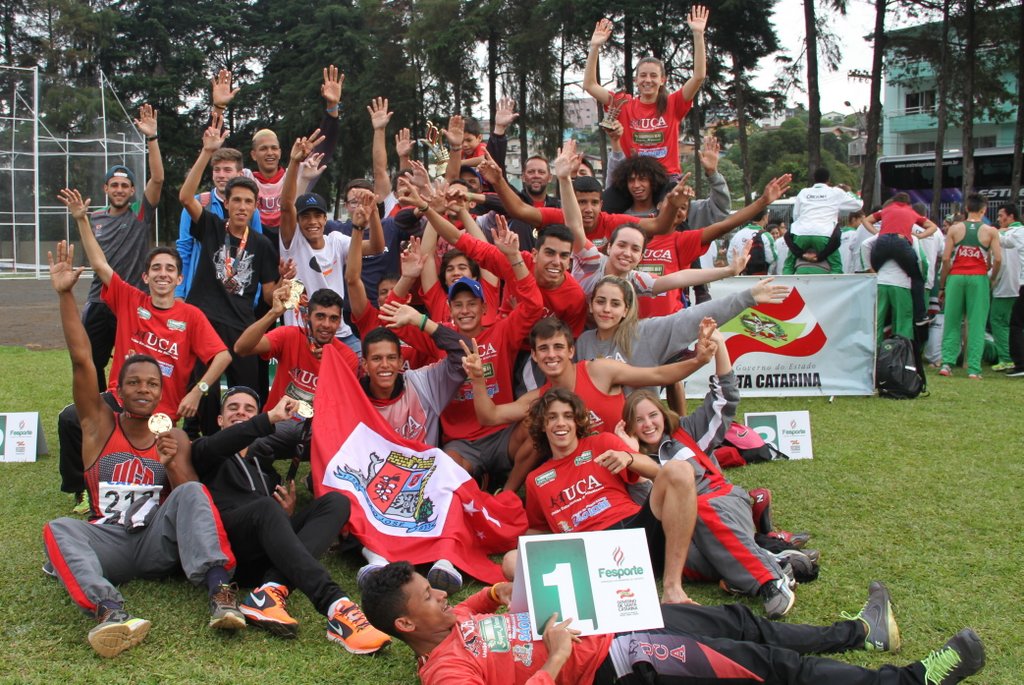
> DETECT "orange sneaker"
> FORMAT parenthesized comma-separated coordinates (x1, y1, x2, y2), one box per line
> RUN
(326, 599, 391, 654)
(240, 583, 298, 638)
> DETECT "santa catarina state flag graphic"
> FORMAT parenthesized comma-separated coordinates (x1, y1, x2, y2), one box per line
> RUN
(311, 345, 527, 583)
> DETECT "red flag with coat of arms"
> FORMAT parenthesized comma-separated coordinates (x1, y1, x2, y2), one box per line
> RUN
(311, 345, 527, 584)
(723, 288, 827, 361)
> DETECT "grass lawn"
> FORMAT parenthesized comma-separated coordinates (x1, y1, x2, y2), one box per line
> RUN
(1, 345, 1021, 684)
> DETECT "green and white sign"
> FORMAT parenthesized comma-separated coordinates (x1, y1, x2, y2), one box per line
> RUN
(509, 529, 663, 639)
(745, 410, 813, 459)
(0, 412, 45, 462)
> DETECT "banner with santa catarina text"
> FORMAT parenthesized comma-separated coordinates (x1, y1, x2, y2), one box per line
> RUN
(684, 274, 877, 398)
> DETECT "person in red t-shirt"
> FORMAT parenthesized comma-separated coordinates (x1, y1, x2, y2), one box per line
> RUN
(463, 317, 717, 492)
(57, 189, 231, 504)
(234, 284, 358, 415)
(584, 7, 708, 178)
(361, 561, 981, 685)
(862, 192, 939, 326)
(522, 387, 698, 605)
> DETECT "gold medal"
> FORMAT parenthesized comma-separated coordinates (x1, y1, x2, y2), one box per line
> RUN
(148, 413, 172, 435)
(283, 279, 305, 310)
(295, 400, 314, 419)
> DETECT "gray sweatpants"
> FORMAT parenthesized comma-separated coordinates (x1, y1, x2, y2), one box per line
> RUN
(43, 481, 235, 615)
(684, 485, 785, 595)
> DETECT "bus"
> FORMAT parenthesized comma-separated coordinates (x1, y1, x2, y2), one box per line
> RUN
(875, 148, 1022, 211)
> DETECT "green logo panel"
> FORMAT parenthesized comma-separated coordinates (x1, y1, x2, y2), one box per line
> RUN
(525, 538, 597, 636)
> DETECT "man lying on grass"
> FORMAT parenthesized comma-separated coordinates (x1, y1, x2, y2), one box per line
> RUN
(361, 561, 985, 685)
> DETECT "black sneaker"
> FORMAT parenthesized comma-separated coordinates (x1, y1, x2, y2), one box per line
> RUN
(760, 577, 795, 619)
(920, 629, 985, 684)
(774, 549, 819, 583)
(1003, 366, 1024, 377)
(209, 583, 246, 630)
(841, 581, 900, 652)
(88, 605, 151, 658)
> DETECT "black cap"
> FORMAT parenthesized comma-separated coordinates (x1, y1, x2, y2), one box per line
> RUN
(295, 192, 329, 215)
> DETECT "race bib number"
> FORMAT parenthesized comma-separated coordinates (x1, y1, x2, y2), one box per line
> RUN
(99, 482, 162, 518)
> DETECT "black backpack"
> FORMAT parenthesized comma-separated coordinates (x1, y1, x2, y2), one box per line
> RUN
(744, 230, 770, 275)
(876, 335, 926, 399)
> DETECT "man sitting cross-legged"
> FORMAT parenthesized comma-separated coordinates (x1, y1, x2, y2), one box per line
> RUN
(43, 242, 243, 658)
(361, 562, 984, 685)
(188, 387, 390, 654)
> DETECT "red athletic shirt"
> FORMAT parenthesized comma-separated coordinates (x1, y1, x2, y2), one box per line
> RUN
(418, 588, 612, 685)
(102, 273, 226, 422)
(875, 202, 928, 240)
(537, 362, 624, 435)
(260, 325, 359, 411)
(608, 90, 693, 176)
(537, 207, 636, 251)
(636, 230, 704, 318)
(252, 167, 286, 229)
(84, 418, 166, 522)
(422, 279, 501, 329)
(394, 274, 545, 442)
(526, 433, 640, 533)
(454, 233, 587, 337)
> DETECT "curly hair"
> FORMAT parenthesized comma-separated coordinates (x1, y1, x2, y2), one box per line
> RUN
(360, 561, 416, 639)
(527, 388, 591, 459)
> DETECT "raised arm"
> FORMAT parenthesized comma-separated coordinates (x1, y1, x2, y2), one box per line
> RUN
(180, 113, 228, 222)
(368, 96, 393, 202)
(593, 318, 718, 389)
(651, 242, 750, 295)
(443, 114, 465, 183)
(280, 128, 326, 250)
(234, 282, 289, 357)
(50, 242, 112, 466)
(583, 19, 614, 105)
(460, 339, 536, 426)
(350, 188, 385, 255)
(57, 189, 112, 285)
(680, 6, 709, 101)
(344, 212, 371, 319)
(554, 141, 586, 252)
(477, 151, 543, 226)
(134, 104, 164, 207)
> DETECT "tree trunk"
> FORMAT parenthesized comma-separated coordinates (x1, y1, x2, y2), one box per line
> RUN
(487, 26, 497, 131)
(623, 13, 633, 95)
(960, 0, 976, 200)
(732, 51, 752, 203)
(1011, 1, 1024, 210)
(518, 67, 528, 177)
(930, 0, 951, 219)
(804, 0, 822, 178)
(859, 0, 886, 210)
(558, 31, 567, 154)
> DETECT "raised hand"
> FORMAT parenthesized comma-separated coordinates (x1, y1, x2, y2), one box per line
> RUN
(751, 277, 792, 304)
(134, 103, 158, 138)
(762, 174, 793, 204)
(268, 394, 298, 424)
(665, 173, 695, 209)
(378, 302, 421, 328)
(698, 134, 720, 175)
(367, 96, 392, 131)
(349, 188, 375, 226)
(590, 18, 613, 48)
(695, 317, 718, 363)
(444, 114, 465, 148)
(290, 128, 326, 164)
(298, 152, 327, 186)
(321, 64, 344, 107)
(395, 128, 413, 158)
(399, 236, 427, 279)
(271, 281, 290, 315)
(211, 69, 239, 109)
(397, 176, 426, 208)
(494, 96, 519, 132)
(459, 338, 484, 380)
(48, 240, 85, 294)
(491, 215, 521, 257)
(409, 160, 431, 190)
(445, 183, 470, 213)
(731, 240, 752, 275)
(57, 188, 90, 220)
(477, 150, 504, 185)
(553, 139, 580, 179)
(203, 111, 228, 153)
(688, 4, 709, 33)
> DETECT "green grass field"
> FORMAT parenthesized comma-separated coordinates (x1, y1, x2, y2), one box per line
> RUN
(1, 345, 1021, 684)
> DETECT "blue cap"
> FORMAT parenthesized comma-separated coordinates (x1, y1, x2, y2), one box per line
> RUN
(447, 276, 484, 302)
(295, 192, 328, 215)
(104, 164, 136, 186)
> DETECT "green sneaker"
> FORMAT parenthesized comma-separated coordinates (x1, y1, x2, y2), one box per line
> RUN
(991, 361, 1014, 372)
(72, 492, 91, 516)
(921, 629, 985, 684)
(88, 606, 151, 658)
(841, 581, 900, 652)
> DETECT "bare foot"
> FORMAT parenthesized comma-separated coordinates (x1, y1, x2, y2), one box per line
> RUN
(661, 587, 699, 605)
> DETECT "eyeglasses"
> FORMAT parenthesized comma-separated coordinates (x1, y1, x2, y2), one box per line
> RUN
(221, 385, 261, 406)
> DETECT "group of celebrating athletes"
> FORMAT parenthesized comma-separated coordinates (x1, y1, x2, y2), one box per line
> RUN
(40, 6, 987, 684)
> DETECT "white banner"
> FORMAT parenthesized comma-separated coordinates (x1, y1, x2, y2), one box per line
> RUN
(684, 275, 877, 398)
(0, 412, 44, 462)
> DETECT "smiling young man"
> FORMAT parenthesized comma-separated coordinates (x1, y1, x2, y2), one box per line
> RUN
(187, 388, 390, 654)
(44, 241, 244, 658)
(82, 104, 164, 391)
(56, 188, 231, 506)
(362, 561, 983, 685)
(180, 115, 285, 435)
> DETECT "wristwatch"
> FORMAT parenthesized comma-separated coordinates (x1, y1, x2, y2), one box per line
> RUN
(197, 381, 210, 396)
